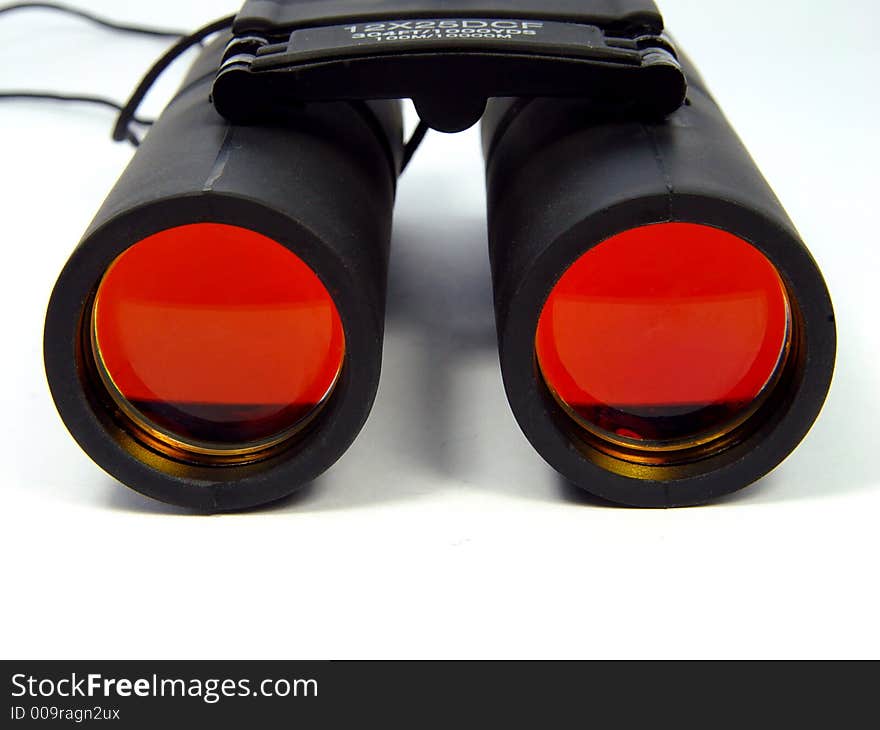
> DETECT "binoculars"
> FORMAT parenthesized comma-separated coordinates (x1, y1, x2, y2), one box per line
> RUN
(44, 0, 836, 510)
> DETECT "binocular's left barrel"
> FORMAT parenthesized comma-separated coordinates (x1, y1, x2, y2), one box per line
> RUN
(482, 55, 836, 507)
(44, 38, 403, 510)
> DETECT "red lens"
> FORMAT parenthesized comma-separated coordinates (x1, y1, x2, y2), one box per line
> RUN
(536, 223, 790, 448)
(91, 223, 345, 455)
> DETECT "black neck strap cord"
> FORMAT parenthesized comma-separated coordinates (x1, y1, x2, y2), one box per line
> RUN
(111, 13, 430, 170)
(0, 2, 185, 38)
(1, 3, 429, 165)
(111, 14, 236, 144)
(0, 3, 195, 145)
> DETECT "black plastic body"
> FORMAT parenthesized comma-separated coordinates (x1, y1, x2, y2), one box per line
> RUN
(43, 0, 837, 510)
(233, 0, 664, 32)
(44, 38, 404, 511)
(213, 0, 685, 133)
(481, 56, 837, 507)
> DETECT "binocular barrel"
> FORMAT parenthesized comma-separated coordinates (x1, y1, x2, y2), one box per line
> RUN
(44, 39, 404, 510)
(482, 55, 836, 507)
(44, 18, 836, 509)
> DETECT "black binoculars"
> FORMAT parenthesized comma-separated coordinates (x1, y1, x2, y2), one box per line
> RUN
(44, 0, 836, 510)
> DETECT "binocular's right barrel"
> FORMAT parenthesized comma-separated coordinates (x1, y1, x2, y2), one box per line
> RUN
(482, 59, 836, 507)
(44, 38, 403, 510)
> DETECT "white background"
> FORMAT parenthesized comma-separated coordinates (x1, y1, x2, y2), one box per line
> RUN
(1, 0, 877, 660)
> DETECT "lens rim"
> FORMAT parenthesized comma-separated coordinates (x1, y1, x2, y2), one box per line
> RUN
(496, 194, 836, 508)
(45, 194, 386, 511)
(534, 222, 795, 463)
(87, 225, 346, 465)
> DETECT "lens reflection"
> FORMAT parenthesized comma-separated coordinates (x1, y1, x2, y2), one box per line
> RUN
(536, 223, 791, 450)
(91, 223, 345, 457)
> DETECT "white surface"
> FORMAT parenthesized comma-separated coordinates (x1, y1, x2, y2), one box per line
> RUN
(0, 0, 877, 660)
